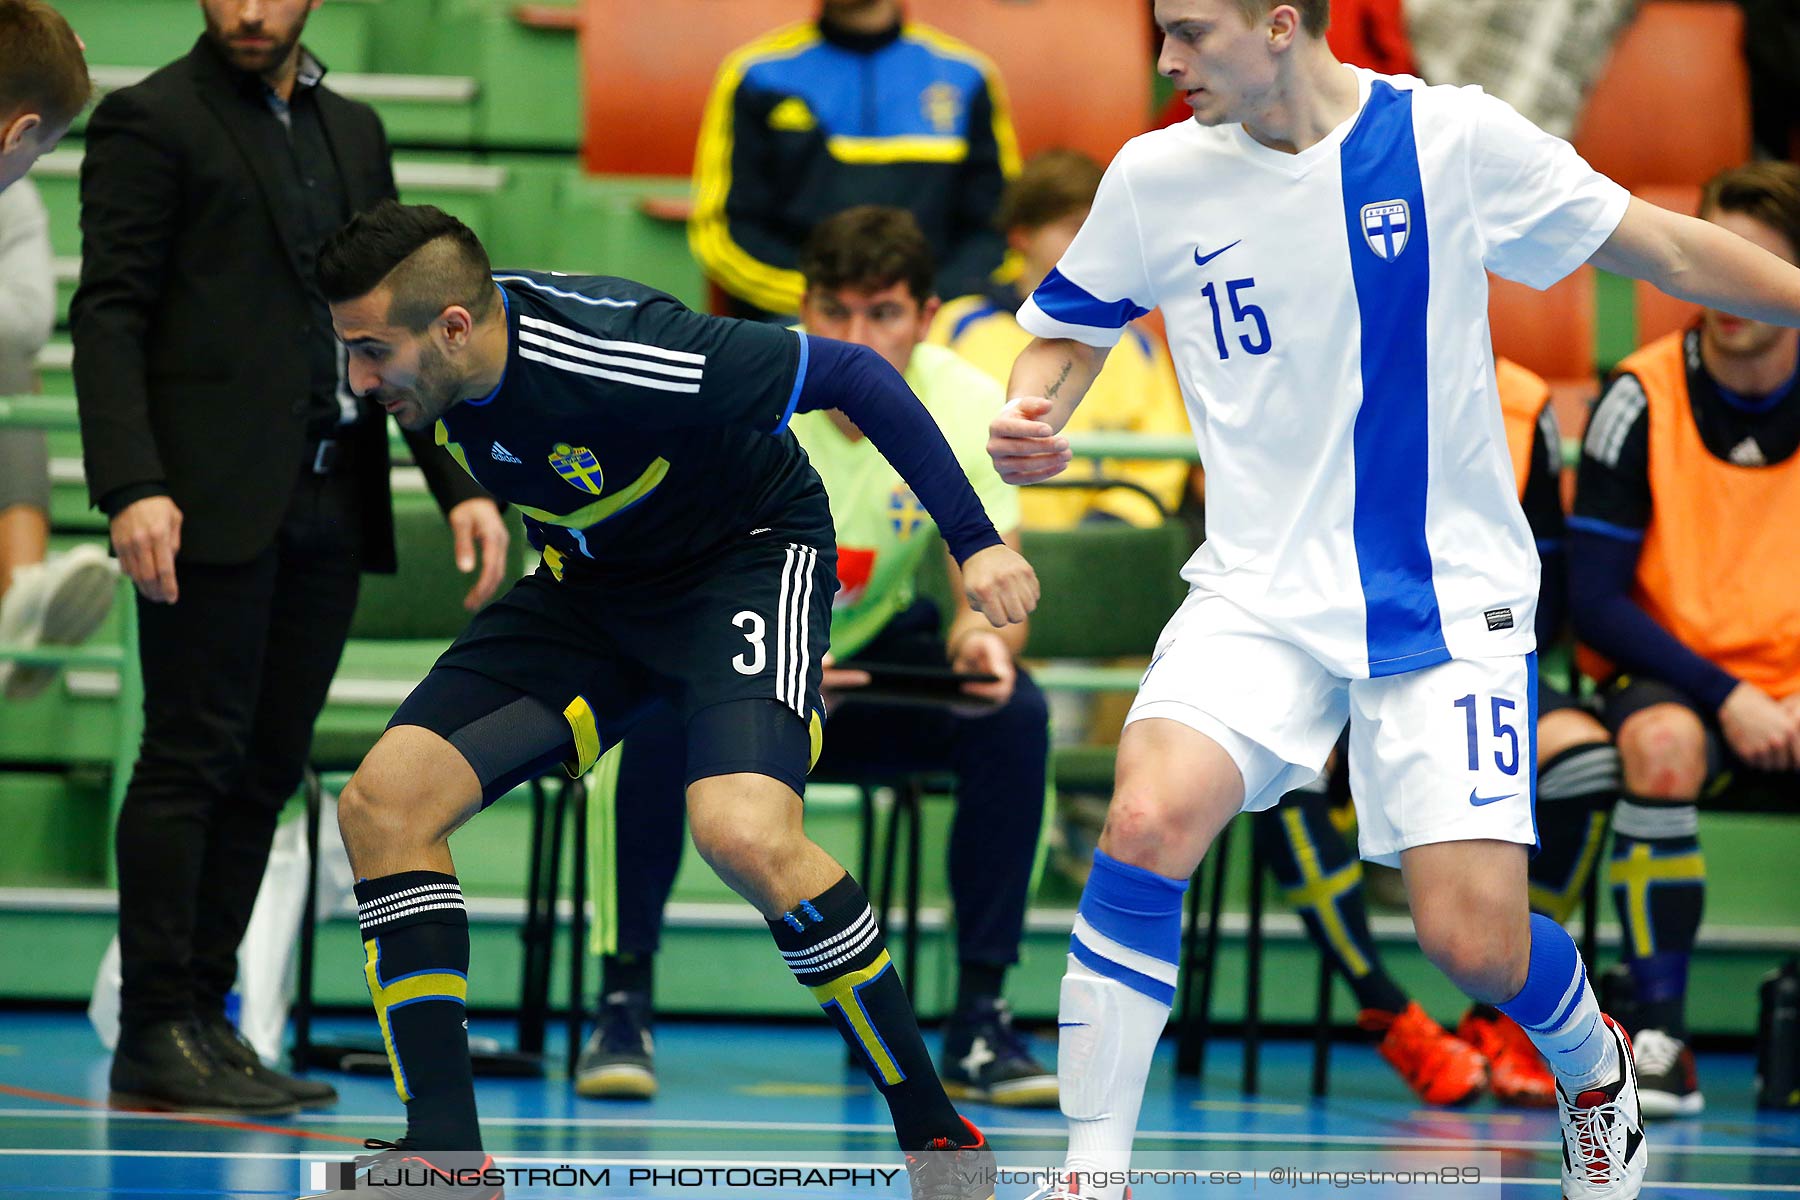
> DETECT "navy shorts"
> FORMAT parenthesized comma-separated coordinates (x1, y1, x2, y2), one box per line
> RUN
(390, 532, 834, 805)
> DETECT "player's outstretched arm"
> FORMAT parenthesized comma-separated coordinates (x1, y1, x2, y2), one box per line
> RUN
(791, 335, 1041, 622)
(1590, 196, 1800, 327)
(989, 337, 1108, 486)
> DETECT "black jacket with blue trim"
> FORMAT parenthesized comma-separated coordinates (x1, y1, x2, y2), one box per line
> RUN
(689, 15, 1019, 317)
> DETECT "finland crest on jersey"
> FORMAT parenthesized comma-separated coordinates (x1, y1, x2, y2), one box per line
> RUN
(1017, 68, 1631, 679)
(1360, 199, 1411, 260)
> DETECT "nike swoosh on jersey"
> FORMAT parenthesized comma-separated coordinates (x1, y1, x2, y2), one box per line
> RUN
(1193, 240, 1242, 267)
(1469, 788, 1518, 807)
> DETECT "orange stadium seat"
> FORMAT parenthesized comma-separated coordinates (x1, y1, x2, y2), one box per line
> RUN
(1489, 267, 1596, 384)
(1571, 1, 1751, 192)
(1488, 267, 1598, 467)
(1633, 184, 1706, 344)
(580, 0, 813, 176)
(578, 0, 1150, 176)
(907, 0, 1150, 163)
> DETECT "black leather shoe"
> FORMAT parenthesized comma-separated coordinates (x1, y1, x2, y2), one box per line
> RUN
(196, 1014, 339, 1109)
(298, 1140, 503, 1199)
(110, 1019, 299, 1116)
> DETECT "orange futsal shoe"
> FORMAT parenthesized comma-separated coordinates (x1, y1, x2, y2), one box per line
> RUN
(1360, 1002, 1488, 1106)
(1459, 1007, 1556, 1108)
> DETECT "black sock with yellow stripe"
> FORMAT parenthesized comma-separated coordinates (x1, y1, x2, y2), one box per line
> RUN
(1527, 742, 1619, 924)
(768, 873, 961, 1150)
(1610, 797, 1705, 1038)
(1257, 795, 1409, 1015)
(354, 871, 480, 1152)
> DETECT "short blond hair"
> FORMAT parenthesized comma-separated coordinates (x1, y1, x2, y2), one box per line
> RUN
(1234, 0, 1329, 37)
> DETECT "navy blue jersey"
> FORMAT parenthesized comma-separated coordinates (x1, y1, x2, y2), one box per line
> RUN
(435, 271, 832, 585)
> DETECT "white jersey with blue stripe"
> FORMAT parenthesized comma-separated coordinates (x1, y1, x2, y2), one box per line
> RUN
(1020, 68, 1629, 679)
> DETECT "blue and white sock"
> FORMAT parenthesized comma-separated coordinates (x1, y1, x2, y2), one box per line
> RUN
(1498, 913, 1621, 1092)
(1061, 850, 1187, 1200)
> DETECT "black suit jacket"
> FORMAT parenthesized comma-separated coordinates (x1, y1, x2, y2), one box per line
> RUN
(71, 37, 485, 571)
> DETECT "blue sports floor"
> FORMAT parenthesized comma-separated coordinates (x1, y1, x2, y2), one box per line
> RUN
(1, 1011, 1796, 1198)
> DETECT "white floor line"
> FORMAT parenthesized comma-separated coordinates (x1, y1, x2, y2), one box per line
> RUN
(0, 1107, 1795, 1160)
(2, 1150, 1796, 1195)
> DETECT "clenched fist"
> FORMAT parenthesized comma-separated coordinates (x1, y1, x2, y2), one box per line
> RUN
(959, 542, 1039, 626)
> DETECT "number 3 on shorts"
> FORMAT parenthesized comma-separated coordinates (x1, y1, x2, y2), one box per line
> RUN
(732, 610, 766, 675)
(1452, 692, 1522, 776)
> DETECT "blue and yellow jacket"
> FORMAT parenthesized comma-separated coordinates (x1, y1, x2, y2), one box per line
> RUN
(690, 17, 1020, 317)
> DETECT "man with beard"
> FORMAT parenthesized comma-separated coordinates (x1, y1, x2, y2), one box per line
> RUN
(73, 0, 505, 1115)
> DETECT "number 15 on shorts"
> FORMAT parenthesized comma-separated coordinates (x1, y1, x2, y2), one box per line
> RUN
(1453, 692, 1523, 780)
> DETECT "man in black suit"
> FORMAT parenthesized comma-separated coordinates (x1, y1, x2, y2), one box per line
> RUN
(72, 0, 507, 1115)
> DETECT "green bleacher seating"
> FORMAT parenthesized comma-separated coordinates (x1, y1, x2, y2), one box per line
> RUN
(546, 175, 706, 311)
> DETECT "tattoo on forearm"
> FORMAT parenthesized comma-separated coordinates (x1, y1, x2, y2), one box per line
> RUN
(1045, 360, 1073, 400)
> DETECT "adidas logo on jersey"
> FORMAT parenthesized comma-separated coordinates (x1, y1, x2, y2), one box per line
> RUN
(490, 441, 523, 464)
(1729, 437, 1767, 467)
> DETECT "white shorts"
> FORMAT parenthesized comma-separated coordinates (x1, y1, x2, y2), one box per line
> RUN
(1126, 591, 1538, 868)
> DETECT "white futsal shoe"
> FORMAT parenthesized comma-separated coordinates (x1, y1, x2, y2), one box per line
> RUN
(1558, 1015, 1648, 1199)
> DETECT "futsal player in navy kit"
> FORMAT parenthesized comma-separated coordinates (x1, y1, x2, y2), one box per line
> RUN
(304, 202, 1034, 1200)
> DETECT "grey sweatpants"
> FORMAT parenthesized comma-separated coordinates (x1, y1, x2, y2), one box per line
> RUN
(0, 428, 50, 514)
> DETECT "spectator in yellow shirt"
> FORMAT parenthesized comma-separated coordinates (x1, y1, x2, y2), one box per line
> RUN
(931, 150, 1191, 529)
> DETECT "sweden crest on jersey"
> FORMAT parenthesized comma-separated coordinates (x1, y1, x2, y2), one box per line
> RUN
(549, 442, 604, 495)
(889, 487, 926, 538)
(1361, 199, 1411, 261)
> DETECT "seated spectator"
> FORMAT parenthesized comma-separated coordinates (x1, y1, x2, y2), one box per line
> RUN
(1256, 355, 1622, 1108)
(689, 0, 1018, 320)
(0, 175, 114, 700)
(932, 150, 1190, 529)
(1571, 161, 1800, 1121)
(578, 206, 1055, 1109)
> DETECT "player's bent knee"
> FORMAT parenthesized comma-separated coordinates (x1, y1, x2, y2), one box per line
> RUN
(1416, 925, 1524, 999)
(1099, 787, 1181, 866)
(1616, 705, 1707, 800)
(339, 727, 482, 862)
(687, 774, 804, 890)
(690, 820, 790, 887)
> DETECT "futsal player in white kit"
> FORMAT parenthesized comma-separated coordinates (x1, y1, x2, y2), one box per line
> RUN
(988, 4, 1800, 1198)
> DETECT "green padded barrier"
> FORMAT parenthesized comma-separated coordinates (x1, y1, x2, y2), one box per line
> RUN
(329, 72, 480, 146)
(473, 155, 571, 269)
(350, 497, 526, 641)
(34, 341, 71, 400)
(0, 572, 131, 769)
(311, 498, 527, 768)
(432, 2, 583, 151)
(0, 773, 110, 887)
(548, 175, 706, 311)
(1594, 269, 1641, 372)
(394, 156, 510, 246)
(1020, 522, 1191, 659)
